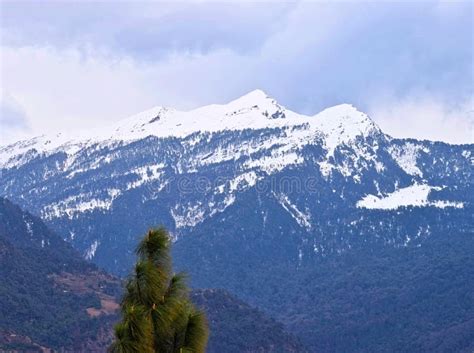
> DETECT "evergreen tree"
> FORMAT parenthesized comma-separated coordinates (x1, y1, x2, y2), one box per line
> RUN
(110, 227, 208, 353)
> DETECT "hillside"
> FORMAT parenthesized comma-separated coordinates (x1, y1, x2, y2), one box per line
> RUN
(0, 197, 120, 351)
(220, 231, 474, 353)
(0, 198, 305, 352)
(192, 289, 306, 353)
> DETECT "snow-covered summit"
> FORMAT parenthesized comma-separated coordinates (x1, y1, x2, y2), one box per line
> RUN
(108, 90, 379, 143)
(0, 90, 381, 168)
(313, 104, 381, 156)
(226, 88, 270, 107)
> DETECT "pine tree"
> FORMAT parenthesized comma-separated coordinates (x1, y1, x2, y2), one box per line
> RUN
(110, 227, 208, 353)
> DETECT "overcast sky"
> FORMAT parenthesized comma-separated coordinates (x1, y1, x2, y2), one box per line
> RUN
(1, 1, 473, 144)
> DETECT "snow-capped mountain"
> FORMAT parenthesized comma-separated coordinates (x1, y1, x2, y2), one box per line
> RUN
(0, 90, 472, 277)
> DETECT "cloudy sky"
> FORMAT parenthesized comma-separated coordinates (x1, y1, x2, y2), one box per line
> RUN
(1, 1, 473, 144)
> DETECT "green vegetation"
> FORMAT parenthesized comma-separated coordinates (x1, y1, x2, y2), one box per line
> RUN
(0, 198, 299, 352)
(192, 289, 307, 353)
(110, 227, 208, 353)
(0, 197, 121, 351)
(175, 225, 474, 353)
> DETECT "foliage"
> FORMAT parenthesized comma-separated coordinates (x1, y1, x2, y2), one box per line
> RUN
(174, 202, 474, 353)
(0, 198, 301, 352)
(192, 289, 307, 353)
(110, 227, 208, 353)
(0, 197, 121, 351)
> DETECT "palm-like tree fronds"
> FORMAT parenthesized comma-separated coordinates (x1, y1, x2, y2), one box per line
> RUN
(111, 227, 208, 353)
(136, 227, 171, 271)
(109, 305, 154, 353)
(153, 273, 189, 346)
(182, 309, 209, 353)
(136, 260, 168, 305)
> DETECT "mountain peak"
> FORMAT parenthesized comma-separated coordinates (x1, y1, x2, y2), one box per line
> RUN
(316, 103, 367, 119)
(226, 89, 276, 109)
(0, 91, 385, 169)
(312, 103, 382, 156)
(315, 103, 379, 131)
(233, 89, 269, 101)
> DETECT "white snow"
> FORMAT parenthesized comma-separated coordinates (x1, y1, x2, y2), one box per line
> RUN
(274, 193, 312, 230)
(23, 215, 33, 237)
(388, 143, 427, 177)
(229, 172, 259, 192)
(85, 240, 100, 260)
(318, 139, 383, 179)
(318, 161, 334, 178)
(126, 164, 164, 190)
(104, 89, 306, 141)
(171, 192, 237, 229)
(357, 184, 464, 210)
(171, 203, 206, 229)
(0, 90, 380, 171)
(244, 151, 304, 174)
(462, 150, 473, 165)
(312, 104, 380, 157)
(41, 189, 122, 220)
(430, 200, 465, 209)
(209, 194, 236, 217)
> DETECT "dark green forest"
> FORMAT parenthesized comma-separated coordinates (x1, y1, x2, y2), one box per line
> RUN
(176, 229, 474, 353)
(0, 198, 304, 352)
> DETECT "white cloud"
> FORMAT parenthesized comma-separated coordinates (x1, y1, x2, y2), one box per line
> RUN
(368, 94, 473, 144)
(1, 43, 473, 145)
(0, 42, 264, 143)
(1, 46, 162, 139)
(0, 93, 30, 143)
(0, 2, 472, 145)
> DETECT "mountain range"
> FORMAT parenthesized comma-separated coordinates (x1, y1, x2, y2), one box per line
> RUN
(0, 90, 472, 351)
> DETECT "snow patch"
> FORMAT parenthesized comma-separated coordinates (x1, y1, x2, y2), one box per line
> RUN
(41, 188, 122, 220)
(388, 143, 425, 177)
(462, 150, 473, 165)
(229, 172, 259, 192)
(274, 193, 312, 230)
(85, 240, 100, 260)
(171, 192, 237, 229)
(126, 164, 164, 190)
(171, 203, 206, 229)
(245, 151, 304, 174)
(357, 184, 464, 210)
(23, 215, 33, 237)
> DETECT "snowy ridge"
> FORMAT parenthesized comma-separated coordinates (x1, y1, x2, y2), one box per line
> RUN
(0, 90, 380, 170)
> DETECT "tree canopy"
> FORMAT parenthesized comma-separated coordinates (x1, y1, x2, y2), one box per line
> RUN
(110, 227, 208, 353)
